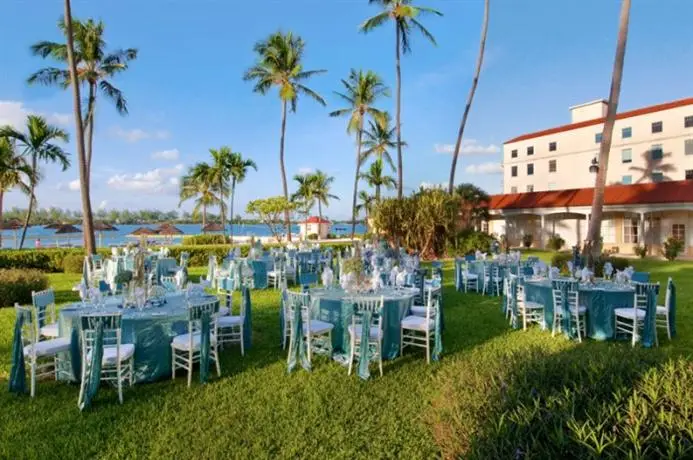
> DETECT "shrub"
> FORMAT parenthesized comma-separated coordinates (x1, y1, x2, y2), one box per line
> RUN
(447, 230, 496, 256)
(633, 244, 648, 259)
(182, 234, 228, 245)
(547, 233, 565, 251)
(0, 269, 49, 307)
(551, 251, 629, 277)
(663, 237, 684, 261)
(62, 254, 84, 274)
(522, 233, 533, 248)
(307, 233, 319, 240)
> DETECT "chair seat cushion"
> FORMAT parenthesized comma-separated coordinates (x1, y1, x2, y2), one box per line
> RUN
(88, 344, 135, 365)
(464, 273, 479, 280)
(614, 308, 646, 319)
(218, 315, 243, 327)
(410, 305, 429, 316)
(522, 301, 544, 310)
(172, 332, 217, 351)
(24, 337, 71, 358)
(40, 323, 60, 338)
(217, 306, 230, 317)
(307, 319, 334, 335)
(401, 315, 435, 331)
(348, 324, 382, 340)
(656, 306, 668, 315)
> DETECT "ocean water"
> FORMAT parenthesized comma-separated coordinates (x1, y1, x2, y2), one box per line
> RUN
(0, 223, 366, 249)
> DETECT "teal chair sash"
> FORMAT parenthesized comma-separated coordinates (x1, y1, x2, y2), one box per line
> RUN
(287, 294, 311, 373)
(668, 279, 677, 338)
(78, 319, 104, 411)
(9, 308, 28, 395)
(242, 287, 253, 350)
(636, 283, 659, 348)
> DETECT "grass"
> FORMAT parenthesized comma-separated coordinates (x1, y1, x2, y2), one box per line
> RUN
(0, 258, 692, 458)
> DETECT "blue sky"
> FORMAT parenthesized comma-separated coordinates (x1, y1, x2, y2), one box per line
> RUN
(1, 0, 692, 219)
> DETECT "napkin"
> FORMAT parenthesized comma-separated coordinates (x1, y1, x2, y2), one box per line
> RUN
(389, 267, 399, 286)
(396, 271, 407, 287)
(321, 267, 334, 287)
(567, 261, 574, 274)
(603, 262, 614, 278)
(371, 268, 383, 290)
(549, 266, 560, 280)
(580, 267, 592, 283)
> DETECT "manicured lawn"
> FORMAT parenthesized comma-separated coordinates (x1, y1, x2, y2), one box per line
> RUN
(0, 259, 692, 458)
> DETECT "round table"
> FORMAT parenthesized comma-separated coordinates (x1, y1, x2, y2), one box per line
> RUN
(58, 293, 219, 383)
(523, 279, 635, 340)
(309, 287, 417, 359)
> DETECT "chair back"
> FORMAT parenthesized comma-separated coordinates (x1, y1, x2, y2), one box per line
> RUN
(81, 313, 123, 354)
(352, 296, 384, 333)
(14, 304, 36, 349)
(483, 263, 492, 277)
(187, 297, 219, 335)
(32, 288, 56, 331)
(285, 291, 311, 326)
(665, 277, 673, 312)
(91, 254, 104, 271)
(633, 282, 660, 311)
(180, 252, 190, 268)
(160, 275, 178, 291)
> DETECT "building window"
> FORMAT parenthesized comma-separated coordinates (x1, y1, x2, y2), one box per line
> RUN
(510, 186, 518, 193)
(685, 115, 693, 128)
(511, 149, 518, 158)
(651, 121, 663, 133)
(548, 159, 557, 173)
(622, 175, 632, 185)
(481, 221, 489, 233)
(685, 139, 693, 155)
(526, 185, 534, 192)
(527, 146, 534, 156)
(672, 224, 686, 241)
(547, 182, 557, 190)
(548, 142, 557, 152)
(652, 171, 664, 182)
(651, 144, 663, 160)
(686, 170, 693, 180)
(511, 166, 518, 177)
(623, 218, 639, 244)
(622, 127, 632, 138)
(527, 163, 534, 175)
(601, 219, 615, 243)
(595, 132, 603, 143)
(621, 148, 632, 163)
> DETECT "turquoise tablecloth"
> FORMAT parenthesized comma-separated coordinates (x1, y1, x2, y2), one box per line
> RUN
(309, 287, 417, 359)
(58, 293, 219, 383)
(523, 279, 635, 340)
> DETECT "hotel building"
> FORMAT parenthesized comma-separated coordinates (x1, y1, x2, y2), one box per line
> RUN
(487, 97, 693, 256)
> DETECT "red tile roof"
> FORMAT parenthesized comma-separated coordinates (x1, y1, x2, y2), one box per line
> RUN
(505, 97, 693, 144)
(304, 216, 330, 224)
(490, 180, 693, 211)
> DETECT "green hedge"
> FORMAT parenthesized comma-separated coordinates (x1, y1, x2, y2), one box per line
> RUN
(550, 251, 630, 277)
(62, 254, 85, 274)
(0, 269, 49, 307)
(182, 234, 229, 245)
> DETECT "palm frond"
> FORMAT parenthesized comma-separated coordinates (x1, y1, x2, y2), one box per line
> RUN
(27, 67, 70, 87)
(360, 11, 391, 33)
(99, 80, 128, 114)
(410, 18, 438, 45)
(296, 84, 326, 106)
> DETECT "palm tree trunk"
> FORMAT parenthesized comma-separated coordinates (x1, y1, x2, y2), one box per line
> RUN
(219, 178, 227, 236)
(64, 0, 96, 254)
(19, 155, 37, 249)
(279, 99, 292, 242)
(85, 82, 96, 183)
(584, 0, 631, 268)
(448, 0, 490, 194)
(351, 123, 364, 239)
(375, 184, 381, 202)
(0, 190, 3, 248)
(395, 25, 403, 199)
(202, 204, 207, 227)
(318, 200, 323, 227)
(229, 177, 236, 244)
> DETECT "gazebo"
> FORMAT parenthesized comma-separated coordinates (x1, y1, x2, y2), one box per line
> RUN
(93, 222, 119, 248)
(156, 223, 184, 244)
(202, 222, 224, 233)
(54, 224, 82, 247)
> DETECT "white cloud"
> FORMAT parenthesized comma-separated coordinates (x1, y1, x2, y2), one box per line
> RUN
(0, 100, 70, 129)
(435, 139, 500, 155)
(464, 162, 503, 175)
(56, 179, 81, 192)
(297, 167, 315, 175)
(151, 148, 180, 161)
(107, 164, 184, 194)
(110, 126, 170, 143)
(98, 200, 108, 210)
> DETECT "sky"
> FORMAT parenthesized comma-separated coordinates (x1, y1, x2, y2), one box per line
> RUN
(1, 0, 693, 220)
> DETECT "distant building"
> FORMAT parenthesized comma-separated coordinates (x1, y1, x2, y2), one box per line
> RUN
(487, 97, 693, 256)
(299, 216, 330, 239)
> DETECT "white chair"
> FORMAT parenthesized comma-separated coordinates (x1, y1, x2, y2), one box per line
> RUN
(656, 278, 673, 340)
(517, 280, 544, 330)
(461, 263, 479, 293)
(15, 304, 71, 398)
(401, 290, 438, 364)
(482, 264, 502, 296)
(281, 285, 291, 349)
(285, 291, 334, 365)
(171, 298, 221, 387)
(267, 257, 286, 290)
(217, 290, 247, 355)
(285, 256, 297, 285)
(348, 296, 384, 377)
(78, 312, 134, 405)
(32, 289, 59, 338)
(160, 275, 178, 292)
(503, 278, 515, 323)
(410, 285, 436, 317)
(551, 284, 587, 342)
(614, 282, 659, 347)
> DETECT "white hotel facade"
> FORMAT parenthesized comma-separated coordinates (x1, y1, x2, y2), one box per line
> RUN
(487, 97, 693, 256)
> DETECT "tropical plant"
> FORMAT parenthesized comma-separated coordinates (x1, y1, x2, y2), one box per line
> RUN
(207, 146, 244, 237)
(361, 0, 442, 198)
(28, 17, 137, 179)
(227, 151, 257, 242)
(448, 0, 490, 193)
(0, 138, 32, 248)
(584, 0, 631, 267)
(0, 116, 70, 249)
(663, 237, 684, 261)
(246, 196, 297, 243)
(178, 162, 224, 227)
(244, 31, 326, 242)
(361, 112, 402, 172)
(522, 233, 533, 249)
(311, 170, 338, 223)
(291, 173, 317, 216)
(359, 158, 396, 202)
(329, 69, 389, 238)
(454, 183, 490, 230)
(355, 190, 376, 222)
(547, 233, 565, 251)
(633, 244, 648, 258)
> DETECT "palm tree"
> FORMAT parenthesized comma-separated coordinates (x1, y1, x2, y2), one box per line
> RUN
(448, 0, 490, 193)
(0, 138, 32, 248)
(291, 173, 317, 214)
(454, 182, 490, 230)
(179, 163, 223, 228)
(208, 147, 234, 236)
(227, 152, 257, 243)
(355, 190, 375, 223)
(0, 115, 70, 248)
(28, 17, 137, 179)
(311, 170, 339, 223)
(360, 158, 396, 202)
(361, 112, 403, 173)
(361, 0, 442, 198)
(584, 0, 631, 267)
(244, 31, 326, 242)
(329, 69, 389, 238)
